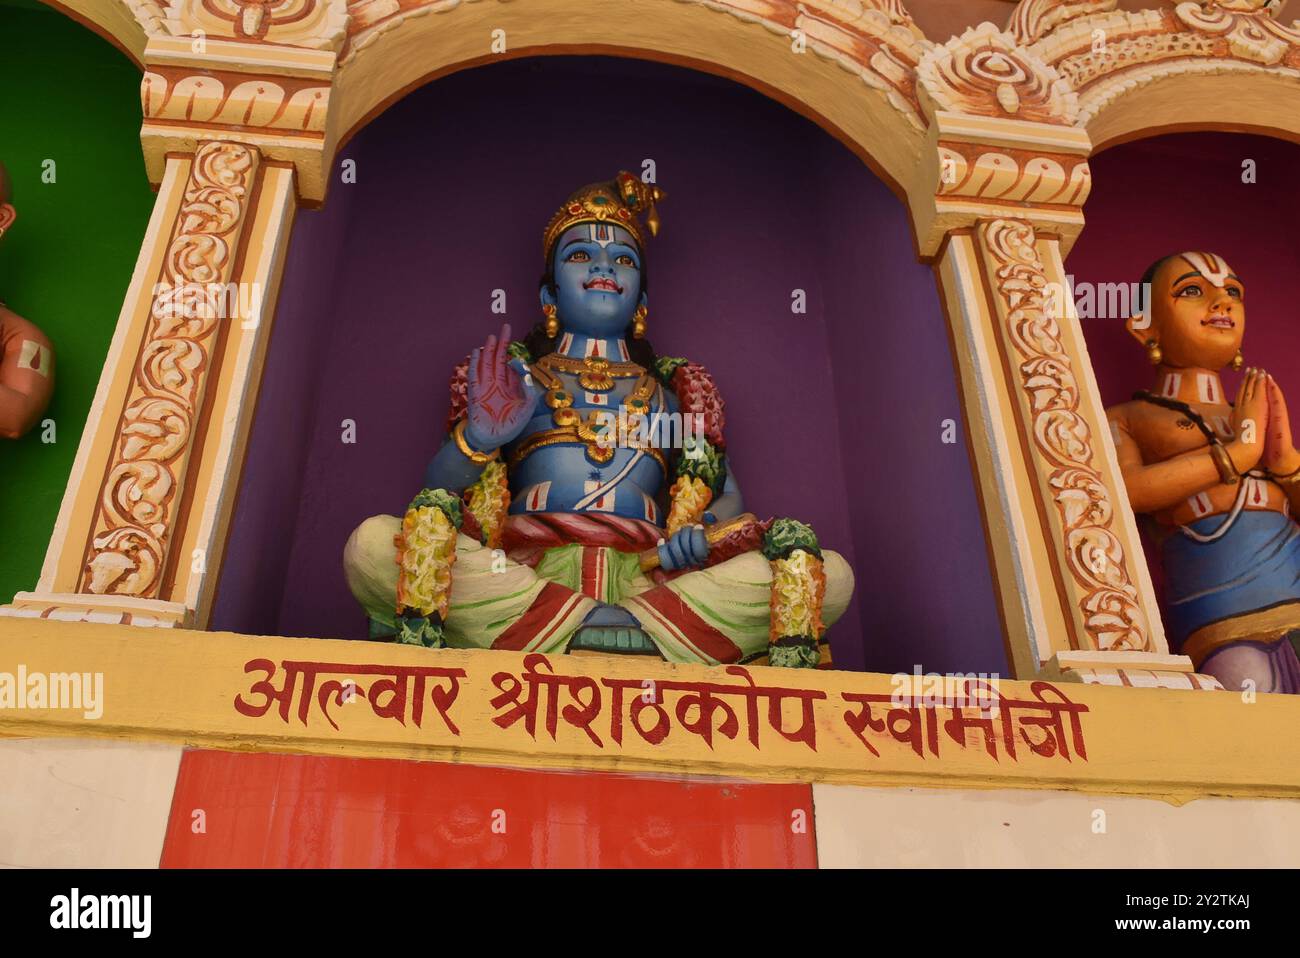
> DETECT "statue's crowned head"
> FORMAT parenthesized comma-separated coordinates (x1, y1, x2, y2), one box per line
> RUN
(539, 172, 664, 341)
(1128, 251, 1244, 370)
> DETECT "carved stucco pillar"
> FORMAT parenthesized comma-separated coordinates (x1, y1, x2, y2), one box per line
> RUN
(1, 3, 344, 627)
(2, 140, 297, 628)
(912, 23, 1220, 689)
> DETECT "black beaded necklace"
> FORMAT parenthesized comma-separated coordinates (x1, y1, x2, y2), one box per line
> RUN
(1131, 390, 1227, 447)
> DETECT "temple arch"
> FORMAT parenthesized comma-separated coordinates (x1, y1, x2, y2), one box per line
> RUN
(1083, 69, 1300, 153)
(1013, 0, 1300, 154)
(328, 0, 930, 202)
(32, 0, 933, 205)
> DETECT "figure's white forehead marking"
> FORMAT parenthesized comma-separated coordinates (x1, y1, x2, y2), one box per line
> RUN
(559, 223, 638, 258)
(1181, 252, 1234, 288)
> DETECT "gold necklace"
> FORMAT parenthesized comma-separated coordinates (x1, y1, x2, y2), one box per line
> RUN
(532, 357, 655, 410)
(522, 361, 660, 464)
(538, 353, 643, 390)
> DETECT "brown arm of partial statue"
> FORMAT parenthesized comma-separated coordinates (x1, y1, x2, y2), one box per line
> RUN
(1107, 408, 1252, 515)
(0, 309, 55, 440)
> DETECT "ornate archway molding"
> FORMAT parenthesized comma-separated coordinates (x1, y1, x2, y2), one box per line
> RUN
(1020, 0, 1300, 148)
(120, 0, 937, 204)
(9, 0, 1300, 692)
(38, 0, 1300, 223)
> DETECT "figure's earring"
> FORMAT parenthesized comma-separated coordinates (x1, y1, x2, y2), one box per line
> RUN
(1145, 339, 1163, 366)
(632, 304, 648, 340)
(1231, 350, 1245, 372)
(542, 303, 559, 339)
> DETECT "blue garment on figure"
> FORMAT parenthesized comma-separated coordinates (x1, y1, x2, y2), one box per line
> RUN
(1161, 509, 1300, 648)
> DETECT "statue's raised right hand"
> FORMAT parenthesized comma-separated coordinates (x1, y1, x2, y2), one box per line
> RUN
(464, 323, 540, 452)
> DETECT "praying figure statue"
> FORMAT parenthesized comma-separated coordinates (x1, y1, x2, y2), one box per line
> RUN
(0, 160, 55, 440)
(344, 172, 854, 667)
(1108, 252, 1300, 693)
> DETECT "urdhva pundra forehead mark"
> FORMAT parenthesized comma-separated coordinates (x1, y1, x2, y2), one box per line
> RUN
(560, 223, 639, 256)
(1179, 252, 1237, 289)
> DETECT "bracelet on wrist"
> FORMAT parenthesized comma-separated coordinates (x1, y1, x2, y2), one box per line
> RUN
(453, 419, 500, 466)
(1210, 442, 1239, 486)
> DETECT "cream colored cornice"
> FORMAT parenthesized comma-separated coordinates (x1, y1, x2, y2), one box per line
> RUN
(35, 0, 1300, 216)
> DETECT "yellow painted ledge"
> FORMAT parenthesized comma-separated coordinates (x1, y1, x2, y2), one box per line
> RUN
(1, 617, 1298, 804)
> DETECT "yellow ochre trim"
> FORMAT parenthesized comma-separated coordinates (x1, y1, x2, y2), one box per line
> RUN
(1182, 603, 1300, 668)
(2, 618, 1300, 805)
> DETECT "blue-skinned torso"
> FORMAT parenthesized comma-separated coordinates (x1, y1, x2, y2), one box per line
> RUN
(427, 221, 678, 526)
(514, 221, 666, 524)
(506, 358, 677, 523)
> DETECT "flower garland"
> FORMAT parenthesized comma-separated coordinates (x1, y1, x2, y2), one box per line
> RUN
(446, 355, 472, 436)
(665, 476, 711, 536)
(657, 356, 729, 537)
(654, 356, 725, 449)
(761, 519, 827, 669)
(394, 488, 463, 648)
(465, 459, 510, 549)
(665, 435, 727, 535)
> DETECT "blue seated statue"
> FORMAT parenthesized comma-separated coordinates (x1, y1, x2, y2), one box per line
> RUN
(344, 172, 854, 667)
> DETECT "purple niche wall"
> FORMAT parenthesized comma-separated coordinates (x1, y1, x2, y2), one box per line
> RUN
(212, 56, 1006, 676)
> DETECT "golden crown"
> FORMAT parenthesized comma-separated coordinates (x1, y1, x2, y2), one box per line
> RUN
(542, 171, 664, 264)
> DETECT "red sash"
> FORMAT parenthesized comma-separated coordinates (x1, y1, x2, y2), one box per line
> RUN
(501, 512, 663, 568)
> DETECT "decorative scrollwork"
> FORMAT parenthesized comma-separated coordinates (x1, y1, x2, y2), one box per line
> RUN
(936, 142, 1092, 211)
(1173, 0, 1300, 65)
(80, 141, 260, 597)
(1007, 0, 1117, 46)
(918, 22, 1078, 125)
(978, 218, 1152, 653)
(1022, 0, 1300, 126)
(162, 0, 348, 50)
(141, 69, 329, 137)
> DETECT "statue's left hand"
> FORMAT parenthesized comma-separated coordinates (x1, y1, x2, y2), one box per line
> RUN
(1264, 374, 1300, 475)
(658, 525, 709, 572)
(464, 323, 540, 451)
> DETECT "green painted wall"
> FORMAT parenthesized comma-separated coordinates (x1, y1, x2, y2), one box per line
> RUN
(0, 4, 154, 600)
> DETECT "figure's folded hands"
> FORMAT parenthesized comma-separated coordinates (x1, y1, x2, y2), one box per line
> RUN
(1265, 373, 1300, 475)
(1229, 367, 1269, 474)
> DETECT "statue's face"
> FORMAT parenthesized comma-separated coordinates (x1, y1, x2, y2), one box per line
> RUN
(1144, 252, 1244, 369)
(544, 223, 644, 338)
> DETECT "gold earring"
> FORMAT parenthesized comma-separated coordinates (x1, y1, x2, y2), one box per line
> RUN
(542, 303, 559, 339)
(1231, 350, 1244, 372)
(1145, 339, 1163, 366)
(632, 304, 648, 340)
